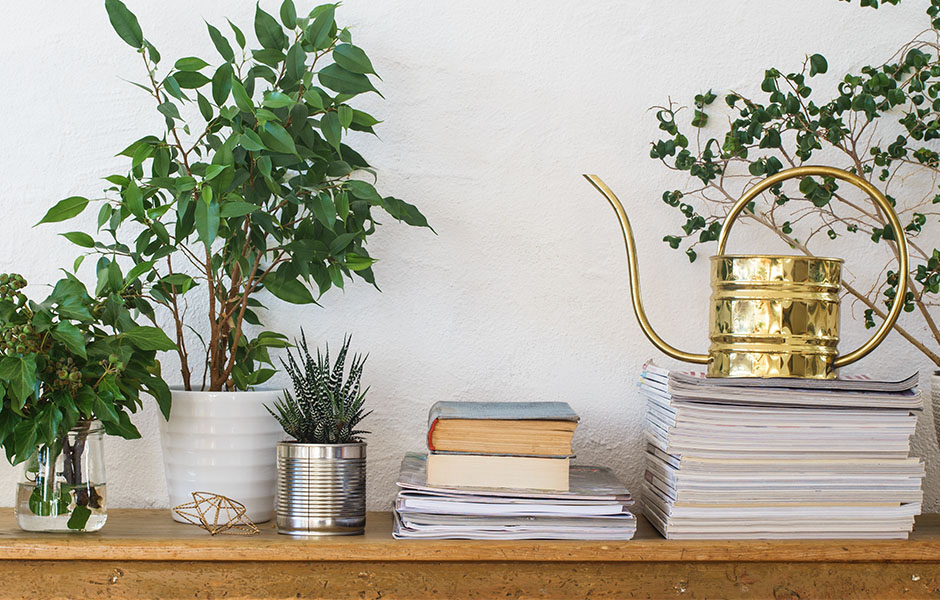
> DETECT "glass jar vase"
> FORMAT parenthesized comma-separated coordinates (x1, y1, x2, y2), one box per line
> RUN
(15, 420, 108, 532)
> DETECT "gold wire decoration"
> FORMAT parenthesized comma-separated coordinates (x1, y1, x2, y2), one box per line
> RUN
(173, 491, 260, 535)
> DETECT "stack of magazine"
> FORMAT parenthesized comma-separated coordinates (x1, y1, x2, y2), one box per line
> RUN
(392, 453, 636, 539)
(640, 363, 925, 540)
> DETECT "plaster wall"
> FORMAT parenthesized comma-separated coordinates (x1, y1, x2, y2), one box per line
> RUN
(0, 0, 937, 512)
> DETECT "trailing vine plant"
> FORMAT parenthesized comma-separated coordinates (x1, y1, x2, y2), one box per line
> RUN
(38, 0, 430, 391)
(649, 0, 940, 367)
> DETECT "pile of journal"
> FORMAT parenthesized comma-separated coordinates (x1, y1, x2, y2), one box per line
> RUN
(392, 401, 636, 539)
(640, 363, 925, 539)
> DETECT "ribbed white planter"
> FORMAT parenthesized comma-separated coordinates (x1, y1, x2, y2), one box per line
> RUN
(159, 390, 283, 523)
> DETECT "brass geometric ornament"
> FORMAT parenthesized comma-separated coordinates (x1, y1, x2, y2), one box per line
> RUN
(173, 491, 260, 536)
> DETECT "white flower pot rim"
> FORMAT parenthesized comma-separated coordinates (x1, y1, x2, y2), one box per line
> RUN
(170, 387, 280, 394)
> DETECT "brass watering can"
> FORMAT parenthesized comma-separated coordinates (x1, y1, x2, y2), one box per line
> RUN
(584, 165, 909, 379)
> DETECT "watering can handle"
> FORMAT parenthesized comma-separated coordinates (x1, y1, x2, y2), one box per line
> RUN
(716, 165, 909, 369)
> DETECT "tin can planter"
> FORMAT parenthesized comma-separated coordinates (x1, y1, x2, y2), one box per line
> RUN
(276, 441, 366, 535)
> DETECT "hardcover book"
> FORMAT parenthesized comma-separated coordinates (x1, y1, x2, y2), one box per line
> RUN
(426, 401, 579, 457)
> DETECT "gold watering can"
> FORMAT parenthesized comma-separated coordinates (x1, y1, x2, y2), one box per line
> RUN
(584, 166, 909, 379)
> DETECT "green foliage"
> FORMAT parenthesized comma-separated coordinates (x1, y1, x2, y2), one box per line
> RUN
(41, 1, 431, 391)
(648, 0, 940, 366)
(0, 273, 175, 466)
(267, 332, 370, 444)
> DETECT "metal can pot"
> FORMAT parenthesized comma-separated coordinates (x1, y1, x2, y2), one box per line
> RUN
(275, 441, 366, 536)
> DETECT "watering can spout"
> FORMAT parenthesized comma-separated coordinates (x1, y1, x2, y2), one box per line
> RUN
(583, 174, 710, 365)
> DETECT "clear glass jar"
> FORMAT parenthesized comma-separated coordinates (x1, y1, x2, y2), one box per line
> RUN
(15, 420, 108, 532)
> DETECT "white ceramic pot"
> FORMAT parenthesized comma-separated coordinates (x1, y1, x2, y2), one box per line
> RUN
(159, 389, 283, 523)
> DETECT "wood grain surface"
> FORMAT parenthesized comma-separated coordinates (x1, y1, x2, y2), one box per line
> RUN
(0, 509, 937, 599)
(0, 509, 937, 563)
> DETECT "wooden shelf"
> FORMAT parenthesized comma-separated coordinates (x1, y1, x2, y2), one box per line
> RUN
(1, 509, 939, 599)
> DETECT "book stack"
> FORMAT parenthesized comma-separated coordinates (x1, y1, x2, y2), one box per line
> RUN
(392, 401, 636, 540)
(640, 363, 925, 540)
(426, 401, 579, 491)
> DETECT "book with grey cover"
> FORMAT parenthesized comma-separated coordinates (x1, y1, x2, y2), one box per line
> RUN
(427, 401, 579, 425)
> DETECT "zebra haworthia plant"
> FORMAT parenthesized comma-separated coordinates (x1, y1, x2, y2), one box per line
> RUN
(38, 0, 430, 392)
(267, 333, 370, 444)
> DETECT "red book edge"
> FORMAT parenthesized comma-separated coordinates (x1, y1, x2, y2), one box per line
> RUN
(426, 418, 439, 451)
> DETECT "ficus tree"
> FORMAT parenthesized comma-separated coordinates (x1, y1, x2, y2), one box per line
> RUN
(39, 0, 430, 391)
(649, 0, 940, 367)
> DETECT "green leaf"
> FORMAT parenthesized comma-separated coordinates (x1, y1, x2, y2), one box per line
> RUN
(265, 274, 314, 304)
(206, 22, 235, 62)
(52, 322, 86, 359)
(125, 178, 144, 218)
(330, 232, 358, 255)
(105, 409, 142, 440)
(249, 369, 277, 385)
(157, 101, 180, 120)
(285, 43, 305, 82)
(809, 53, 828, 76)
(204, 164, 227, 181)
(121, 326, 177, 351)
(195, 196, 220, 246)
(311, 193, 336, 229)
(239, 130, 266, 151)
(145, 41, 161, 64)
(280, 0, 297, 28)
(74, 386, 95, 417)
(346, 180, 382, 203)
(255, 4, 287, 50)
(328, 263, 344, 289)
(61, 232, 95, 248)
(333, 44, 376, 75)
(67, 505, 92, 531)
(35, 197, 89, 226)
(344, 252, 376, 271)
(211, 62, 234, 105)
(262, 91, 295, 108)
(260, 121, 298, 155)
(231, 80, 255, 114)
(162, 75, 183, 100)
(337, 105, 353, 128)
(0, 356, 37, 409)
(196, 92, 213, 121)
(304, 5, 334, 50)
(174, 57, 209, 71)
(108, 261, 123, 292)
(227, 18, 246, 48)
(105, 0, 144, 49)
(124, 260, 155, 285)
(303, 88, 325, 110)
(220, 202, 260, 218)
(173, 71, 210, 89)
(318, 63, 378, 95)
(94, 395, 120, 424)
(382, 196, 430, 228)
(320, 111, 342, 149)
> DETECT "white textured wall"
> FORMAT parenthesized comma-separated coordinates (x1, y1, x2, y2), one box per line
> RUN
(0, 0, 938, 513)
